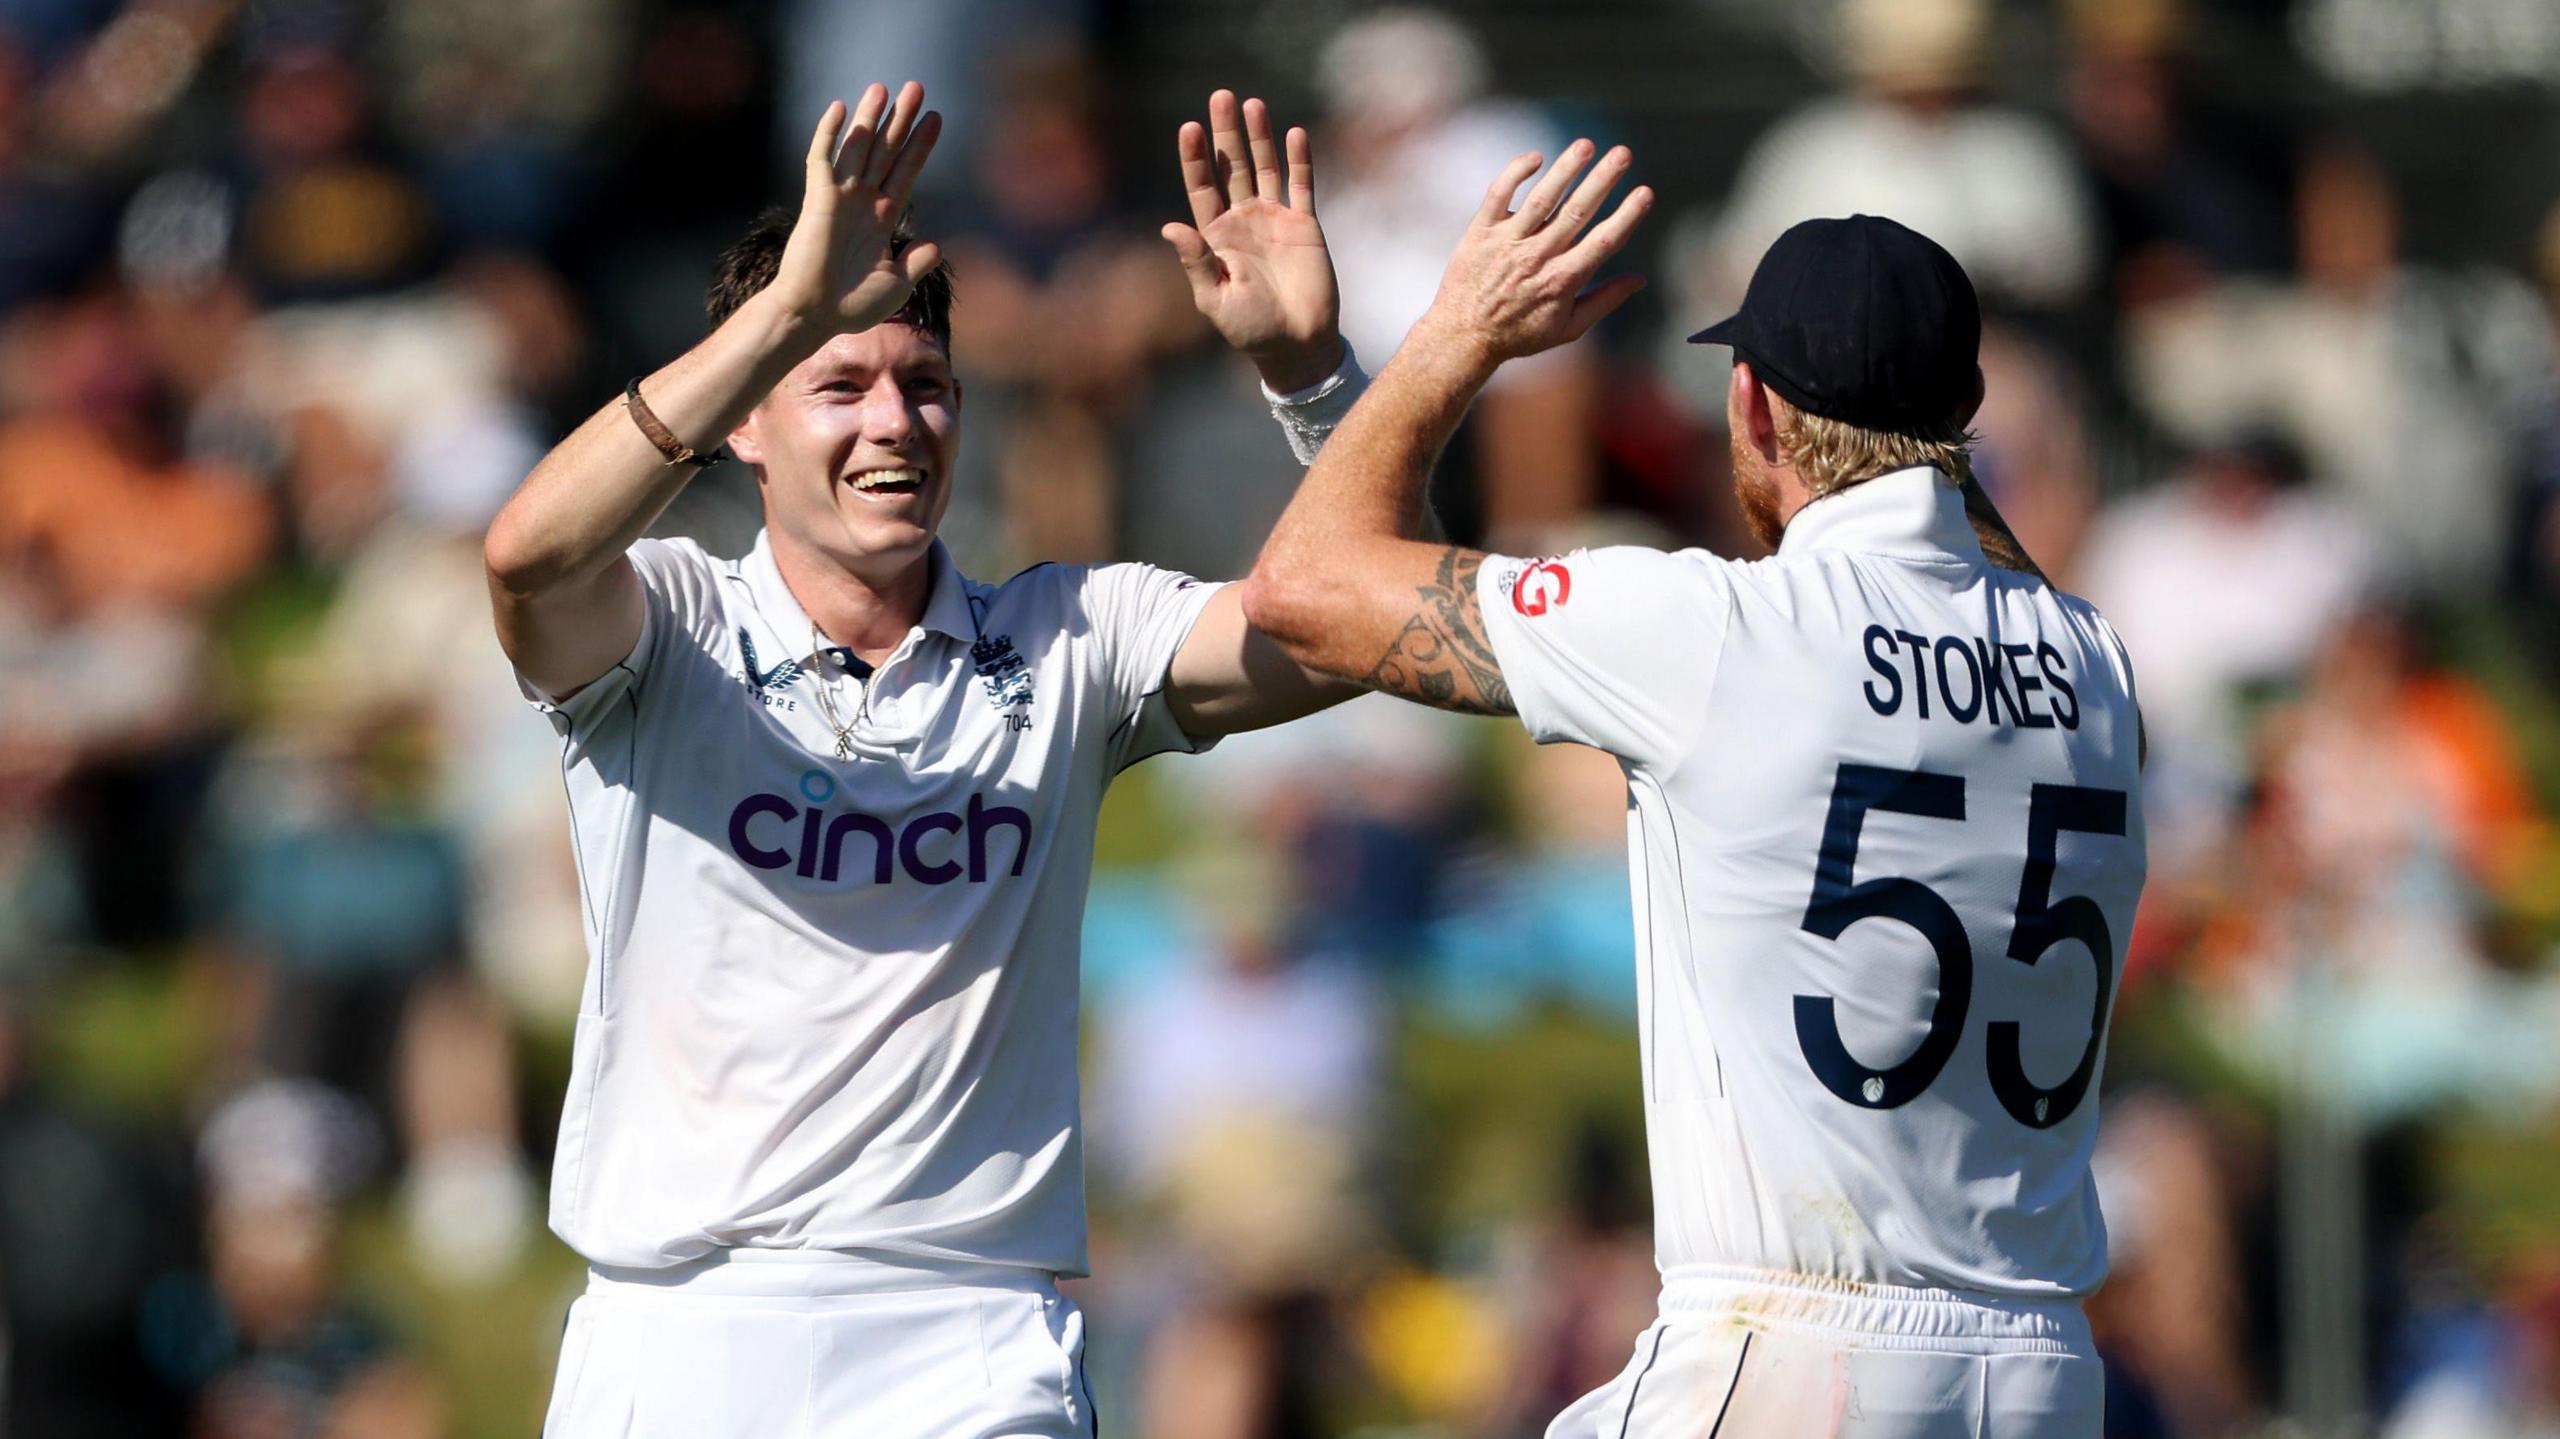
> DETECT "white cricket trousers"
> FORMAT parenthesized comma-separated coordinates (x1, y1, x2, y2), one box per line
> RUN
(543, 1251, 1097, 1439)
(1549, 1265, 2103, 1439)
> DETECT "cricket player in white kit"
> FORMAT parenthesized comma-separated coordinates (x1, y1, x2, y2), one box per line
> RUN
(1245, 144, 2149, 1436)
(486, 84, 1377, 1436)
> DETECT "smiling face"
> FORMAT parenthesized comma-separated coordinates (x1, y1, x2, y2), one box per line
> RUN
(729, 323, 961, 585)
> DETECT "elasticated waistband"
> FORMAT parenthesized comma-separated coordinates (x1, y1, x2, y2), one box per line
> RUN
(588, 1248, 1052, 1300)
(1658, 1264, 2093, 1355)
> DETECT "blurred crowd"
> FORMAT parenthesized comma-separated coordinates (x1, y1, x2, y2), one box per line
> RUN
(4, 0, 2560, 1436)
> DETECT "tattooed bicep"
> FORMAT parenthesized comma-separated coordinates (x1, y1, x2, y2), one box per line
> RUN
(1360, 548, 1515, 716)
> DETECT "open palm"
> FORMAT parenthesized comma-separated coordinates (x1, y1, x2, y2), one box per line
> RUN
(1164, 91, 1341, 387)
(775, 82, 944, 336)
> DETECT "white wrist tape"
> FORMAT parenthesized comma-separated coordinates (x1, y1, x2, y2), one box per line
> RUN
(1263, 346, 1369, 466)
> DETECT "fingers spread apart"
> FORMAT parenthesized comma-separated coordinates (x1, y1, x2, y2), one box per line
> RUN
(1563, 183, 1654, 273)
(1552, 146, 1632, 239)
(1179, 121, 1223, 230)
(1187, 91, 1306, 219)
(806, 83, 939, 216)
(833, 83, 890, 186)
(880, 108, 941, 204)
(1243, 97, 1283, 204)
(1159, 222, 1220, 297)
(1475, 152, 1546, 226)
(1510, 139, 1595, 233)
(1564, 270, 1649, 343)
(807, 99, 847, 177)
(864, 82, 925, 188)
(1209, 89, 1254, 209)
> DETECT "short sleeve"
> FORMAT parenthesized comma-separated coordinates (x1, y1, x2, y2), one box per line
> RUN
(519, 538, 718, 743)
(1081, 563, 1226, 772)
(1475, 547, 1733, 770)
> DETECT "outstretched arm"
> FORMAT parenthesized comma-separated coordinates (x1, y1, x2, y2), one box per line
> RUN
(484, 83, 941, 698)
(1240, 142, 1652, 714)
(1153, 91, 1368, 737)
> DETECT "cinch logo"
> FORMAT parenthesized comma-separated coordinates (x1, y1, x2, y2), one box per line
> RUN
(727, 770, 1032, 885)
(1512, 559, 1572, 617)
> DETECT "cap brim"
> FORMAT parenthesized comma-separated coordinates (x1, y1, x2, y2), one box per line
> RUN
(1686, 314, 1744, 345)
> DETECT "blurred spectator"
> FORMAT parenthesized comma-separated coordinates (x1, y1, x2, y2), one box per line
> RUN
(231, 32, 438, 304)
(1098, 844, 1386, 1439)
(196, 741, 464, 1083)
(1482, 1127, 1656, 1439)
(569, 7, 775, 369)
(2270, 606, 2548, 918)
(1114, 343, 1347, 581)
(1098, 845, 1383, 1202)
(0, 986, 194, 1436)
(2385, 1262, 2560, 1439)
(5, 0, 226, 175)
(1712, 0, 2099, 317)
(2077, 435, 2373, 865)
(182, 727, 543, 1306)
(1971, 324, 2100, 584)
(940, 46, 1202, 571)
(2508, 197, 2560, 667)
(1164, 697, 1474, 969)
(2063, 0, 2295, 302)
(394, 971, 537, 1285)
(778, 0, 1089, 198)
(262, 498, 587, 1015)
(2122, 143, 2553, 593)
(0, 281, 272, 946)
(380, 0, 627, 251)
(1427, 734, 1635, 1023)
(0, 34, 116, 318)
(2090, 1089, 2265, 1436)
(0, 284, 273, 618)
(2195, 607, 2560, 1120)
(1314, 7, 1600, 551)
(172, 1078, 444, 1439)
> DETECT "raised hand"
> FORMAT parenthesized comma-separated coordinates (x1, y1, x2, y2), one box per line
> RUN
(1414, 140, 1652, 371)
(1163, 90, 1343, 393)
(771, 82, 944, 337)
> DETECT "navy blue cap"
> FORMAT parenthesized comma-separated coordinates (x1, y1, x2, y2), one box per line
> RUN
(1688, 215, 1981, 432)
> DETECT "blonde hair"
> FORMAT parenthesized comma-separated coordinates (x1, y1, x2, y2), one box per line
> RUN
(1769, 392, 1976, 498)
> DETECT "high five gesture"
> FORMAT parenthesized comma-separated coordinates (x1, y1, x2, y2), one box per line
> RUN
(488, 84, 948, 701)
(1241, 139, 1653, 715)
(1412, 140, 1652, 373)
(1163, 90, 1344, 393)
(775, 82, 945, 336)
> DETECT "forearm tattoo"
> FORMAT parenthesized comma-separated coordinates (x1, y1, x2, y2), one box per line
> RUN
(1362, 548, 1515, 715)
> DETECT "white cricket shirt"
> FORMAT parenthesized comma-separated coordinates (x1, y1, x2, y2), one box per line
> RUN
(528, 532, 1219, 1275)
(1478, 467, 2148, 1299)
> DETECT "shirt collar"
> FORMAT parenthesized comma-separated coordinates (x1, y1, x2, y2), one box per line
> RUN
(734, 530, 981, 665)
(1775, 465, 1986, 565)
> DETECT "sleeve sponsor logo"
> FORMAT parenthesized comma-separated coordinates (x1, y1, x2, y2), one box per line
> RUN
(1511, 559, 1572, 617)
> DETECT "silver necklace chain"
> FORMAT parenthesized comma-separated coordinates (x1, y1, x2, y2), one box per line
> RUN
(807, 622, 868, 760)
